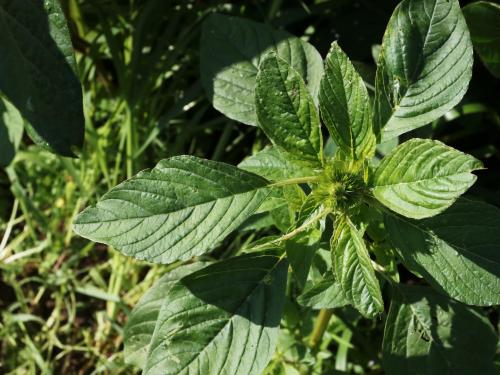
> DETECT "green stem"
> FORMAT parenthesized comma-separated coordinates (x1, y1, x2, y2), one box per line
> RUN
(309, 309, 333, 349)
(67, 0, 86, 36)
(335, 327, 353, 371)
(267, 176, 320, 188)
(212, 122, 233, 161)
(0, 199, 19, 259)
(125, 107, 134, 179)
(267, 0, 283, 20)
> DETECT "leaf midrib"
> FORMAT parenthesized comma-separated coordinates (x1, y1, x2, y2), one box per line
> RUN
(78, 186, 268, 224)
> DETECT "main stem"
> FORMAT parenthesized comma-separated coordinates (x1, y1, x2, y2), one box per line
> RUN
(309, 309, 333, 349)
(125, 106, 134, 179)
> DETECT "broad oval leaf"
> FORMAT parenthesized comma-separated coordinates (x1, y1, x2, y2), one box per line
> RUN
(463, 1, 500, 78)
(384, 198, 500, 306)
(372, 139, 482, 219)
(383, 285, 497, 375)
(256, 53, 323, 166)
(0, 97, 23, 167)
(0, 0, 84, 156)
(73, 156, 269, 264)
(319, 42, 376, 160)
(332, 218, 383, 318)
(298, 274, 350, 310)
(374, 0, 473, 141)
(143, 252, 288, 375)
(124, 262, 208, 369)
(201, 13, 323, 126)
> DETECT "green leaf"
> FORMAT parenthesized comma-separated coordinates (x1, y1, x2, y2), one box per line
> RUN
(255, 189, 288, 214)
(73, 156, 269, 264)
(332, 218, 383, 318)
(295, 192, 322, 224)
(372, 139, 482, 219)
(463, 1, 500, 78)
(285, 229, 321, 288)
(123, 262, 208, 370)
(239, 212, 276, 232)
(201, 13, 323, 126)
(143, 252, 288, 375)
(0, 97, 23, 167)
(256, 53, 323, 166)
(0, 0, 84, 156)
(285, 195, 325, 287)
(319, 42, 376, 160)
(298, 274, 350, 309)
(384, 198, 500, 306)
(238, 147, 314, 180)
(372, 243, 400, 283)
(374, 0, 473, 141)
(270, 204, 294, 233)
(383, 285, 497, 375)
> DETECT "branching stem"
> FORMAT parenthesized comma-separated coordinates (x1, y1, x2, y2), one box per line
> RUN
(267, 175, 320, 188)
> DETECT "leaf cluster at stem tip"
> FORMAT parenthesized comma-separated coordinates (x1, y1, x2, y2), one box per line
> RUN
(310, 161, 369, 214)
